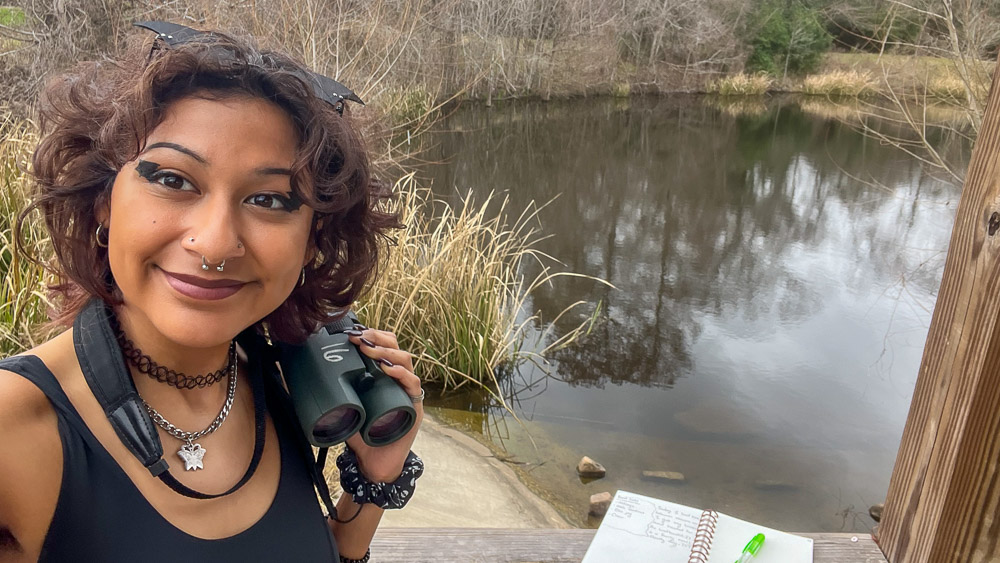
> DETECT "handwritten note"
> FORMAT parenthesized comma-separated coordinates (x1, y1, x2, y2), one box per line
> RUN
(582, 491, 705, 563)
(582, 491, 814, 563)
(605, 493, 701, 548)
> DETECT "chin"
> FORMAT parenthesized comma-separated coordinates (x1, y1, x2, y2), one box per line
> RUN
(161, 314, 250, 349)
(119, 299, 254, 350)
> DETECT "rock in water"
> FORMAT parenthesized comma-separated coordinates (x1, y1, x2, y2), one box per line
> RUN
(752, 480, 799, 492)
(641, 470, 686, 483)
(589, 492, 613, 517)
(577, 456, 607, 479)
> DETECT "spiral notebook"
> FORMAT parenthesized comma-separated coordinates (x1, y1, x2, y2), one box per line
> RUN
(581, 491, 813, 563)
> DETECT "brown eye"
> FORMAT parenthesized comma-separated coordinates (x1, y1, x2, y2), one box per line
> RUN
(250, 194, 276, 208)
(161, 175, 187, 190)
(246, 193, 295, 211)
(150, 172, 195, 192)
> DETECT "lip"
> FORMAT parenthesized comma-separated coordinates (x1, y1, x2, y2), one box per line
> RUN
(160, 269, 247, 301)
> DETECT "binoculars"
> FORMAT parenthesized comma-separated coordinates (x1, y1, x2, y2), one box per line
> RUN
(277, 312, 416, 447)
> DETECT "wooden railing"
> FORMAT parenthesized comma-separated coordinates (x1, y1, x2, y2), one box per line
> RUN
(371, 528, 887, 562)
(875, 57, 1000, 562)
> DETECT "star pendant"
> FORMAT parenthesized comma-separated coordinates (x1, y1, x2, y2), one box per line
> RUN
(178, 442, 206, 471)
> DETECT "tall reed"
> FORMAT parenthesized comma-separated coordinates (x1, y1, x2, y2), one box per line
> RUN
(0, 116, 54, 357)
(357, 175, 604, 397)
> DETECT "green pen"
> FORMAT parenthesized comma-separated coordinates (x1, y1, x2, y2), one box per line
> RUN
(734, 533, 765, 563)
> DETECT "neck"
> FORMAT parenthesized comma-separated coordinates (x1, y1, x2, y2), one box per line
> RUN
(114, 305, 235, 412)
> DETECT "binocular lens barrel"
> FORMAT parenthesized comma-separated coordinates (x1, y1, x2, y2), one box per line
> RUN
(312, 406, 363, 444)
(355, 354, 417, 446)
(279, 314, 417, 448)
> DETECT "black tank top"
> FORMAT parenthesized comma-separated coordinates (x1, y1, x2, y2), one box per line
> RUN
(1, 355, 339, 562)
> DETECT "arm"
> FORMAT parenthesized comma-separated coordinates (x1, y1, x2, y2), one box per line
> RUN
(0, 370, 64, 562)
(329, 492, 384, 559)
(332, 328, 424, 560)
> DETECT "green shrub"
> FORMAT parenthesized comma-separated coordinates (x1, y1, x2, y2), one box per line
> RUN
(745, 0, 831, 77)
(0, 6, 26, 27)
(824, 1, 921, 51)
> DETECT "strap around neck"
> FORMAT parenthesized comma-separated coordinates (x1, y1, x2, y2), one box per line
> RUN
(74, 299, 168, 476)
(74, 298, 266, 499)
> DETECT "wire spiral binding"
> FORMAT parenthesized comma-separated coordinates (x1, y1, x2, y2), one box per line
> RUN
(687, 509, 719, 563)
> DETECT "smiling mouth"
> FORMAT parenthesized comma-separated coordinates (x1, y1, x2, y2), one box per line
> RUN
(160, 269, 247, 301)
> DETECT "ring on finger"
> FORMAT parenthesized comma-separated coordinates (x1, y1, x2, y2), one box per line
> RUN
(408, 388, 425, 404)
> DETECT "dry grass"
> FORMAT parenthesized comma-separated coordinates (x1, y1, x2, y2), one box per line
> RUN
(926, 75, 986, 103)
(819, 52, 993, 103)
(708, 73, 773, 96)
(0, 115, 56, 357)
(800, 70, 878, 97)
(356, 175, 606, 394)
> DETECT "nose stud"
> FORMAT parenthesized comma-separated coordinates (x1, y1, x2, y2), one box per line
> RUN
(201, 256, 226, 272)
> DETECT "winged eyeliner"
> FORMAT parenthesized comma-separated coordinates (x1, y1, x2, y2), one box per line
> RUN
(134, 159, 303, 211)
(135, 159, 161, 182)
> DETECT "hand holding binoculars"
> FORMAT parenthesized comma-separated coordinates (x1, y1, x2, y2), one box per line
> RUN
(277, 312, 417, 448)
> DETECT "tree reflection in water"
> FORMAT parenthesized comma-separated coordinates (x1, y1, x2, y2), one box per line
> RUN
(418, 97, 969, 532)
(422, 96, 966, 391)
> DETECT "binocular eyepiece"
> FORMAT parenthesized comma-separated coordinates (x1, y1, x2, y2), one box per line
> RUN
(277, 313, 416, 447)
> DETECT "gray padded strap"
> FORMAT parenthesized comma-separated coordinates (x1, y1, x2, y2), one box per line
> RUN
(74, 299, 168, 476)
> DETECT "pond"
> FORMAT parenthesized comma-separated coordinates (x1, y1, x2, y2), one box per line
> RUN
(415, 95, 968, 533)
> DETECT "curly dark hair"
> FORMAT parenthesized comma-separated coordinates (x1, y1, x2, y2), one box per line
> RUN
(16, 26, 400, 343)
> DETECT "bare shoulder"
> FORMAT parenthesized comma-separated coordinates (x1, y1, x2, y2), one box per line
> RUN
(0, 331, 73, 559)
(0, 329, 75, 426)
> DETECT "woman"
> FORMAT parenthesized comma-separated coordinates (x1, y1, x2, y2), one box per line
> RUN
(0, 22, 422, 562)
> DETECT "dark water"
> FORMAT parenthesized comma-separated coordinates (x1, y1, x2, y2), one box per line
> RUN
(417, 96, 967, 533)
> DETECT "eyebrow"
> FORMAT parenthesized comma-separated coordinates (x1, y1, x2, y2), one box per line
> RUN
(144, 142, 206, 163)
(144, 143, 293, 177)
(255, 167, 293, 176)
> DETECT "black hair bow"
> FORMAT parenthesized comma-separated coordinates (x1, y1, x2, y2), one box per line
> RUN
(133, 21, 364, 113)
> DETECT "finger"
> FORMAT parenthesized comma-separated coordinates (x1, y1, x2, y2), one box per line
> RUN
(377, 362, 422, 396)
(350, 328, 399, 350)
(347, 334, 414, 369)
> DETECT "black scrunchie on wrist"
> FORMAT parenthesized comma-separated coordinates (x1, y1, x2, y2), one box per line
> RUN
(337, 447, 424, 509)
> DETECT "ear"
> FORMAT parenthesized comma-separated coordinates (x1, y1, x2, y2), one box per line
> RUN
(94, 200, 110, 227)
(304, 215, 322, 267)
(94, 176, 114, 226)
(303, 248, 316, 269)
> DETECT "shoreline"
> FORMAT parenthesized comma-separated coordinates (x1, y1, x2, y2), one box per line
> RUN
(377, 411, 570, 529)
(433, 52, 993, 108)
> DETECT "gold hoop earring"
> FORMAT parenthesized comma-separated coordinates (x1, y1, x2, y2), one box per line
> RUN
(299, 268, 306, 287)
(96, 224, 109, 248)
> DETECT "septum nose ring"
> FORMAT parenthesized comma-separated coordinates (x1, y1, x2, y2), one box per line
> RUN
(201, 256, 226, 272)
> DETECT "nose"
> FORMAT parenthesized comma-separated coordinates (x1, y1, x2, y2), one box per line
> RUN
(180, 196, 246, 267)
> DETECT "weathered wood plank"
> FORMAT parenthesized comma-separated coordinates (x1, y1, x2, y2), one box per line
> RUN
(370, 528, 886, 562)
(876, 56, 1000, 563)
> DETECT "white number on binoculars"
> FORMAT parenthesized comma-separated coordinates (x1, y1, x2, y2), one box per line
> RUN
(322, 344, 351, 362)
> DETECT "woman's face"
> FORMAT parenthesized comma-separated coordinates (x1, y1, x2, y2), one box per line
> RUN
(102, 94, 313, 349)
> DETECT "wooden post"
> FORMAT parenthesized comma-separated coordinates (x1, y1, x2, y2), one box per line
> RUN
(876, 62, 1000, 562)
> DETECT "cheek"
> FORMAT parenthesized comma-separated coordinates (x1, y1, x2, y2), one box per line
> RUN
(106, 183, 174, 281)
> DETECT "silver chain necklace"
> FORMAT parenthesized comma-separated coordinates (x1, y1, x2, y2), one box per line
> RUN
(141, 347, 238, 471)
